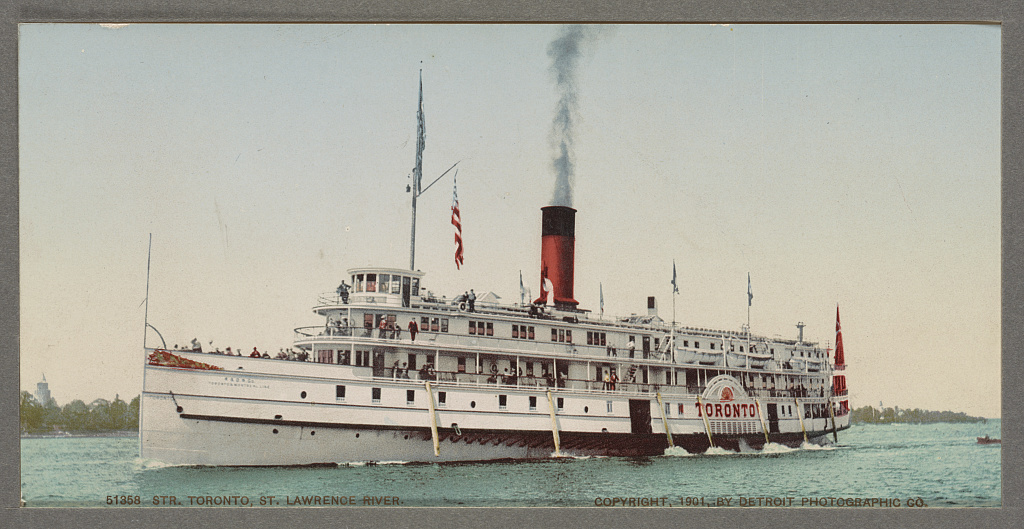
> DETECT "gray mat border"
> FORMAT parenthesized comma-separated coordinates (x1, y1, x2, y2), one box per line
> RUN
(2, 1, 1019, 527)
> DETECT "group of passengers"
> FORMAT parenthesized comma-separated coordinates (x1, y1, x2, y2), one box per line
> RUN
(324, 317, 352, 336)
(377, 319, 403, 339)
(481, 364, 564, 388)
(601, 369, 620, 391)
(390, 360, 436, 380)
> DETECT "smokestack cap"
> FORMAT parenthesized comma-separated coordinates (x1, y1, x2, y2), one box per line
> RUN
(541, 206, 576, 237)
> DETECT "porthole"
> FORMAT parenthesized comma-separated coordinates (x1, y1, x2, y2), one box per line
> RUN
(355, 433, 360, 438)
(301, 391, 307, 399)
(176, 406, 183, 413)
(273, 429, 279, 434)
(584, 406, 589, 413)
(602, 428, 608, 433)
(404, 435, 409, 440)
(470, 401, 476, 408)
(310, 431, 316, 436)
(275, 414, 282, 420)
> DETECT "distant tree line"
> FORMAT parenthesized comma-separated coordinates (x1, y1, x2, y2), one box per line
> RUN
(20, 392, 139, 434)
(850, 405, 986, 424)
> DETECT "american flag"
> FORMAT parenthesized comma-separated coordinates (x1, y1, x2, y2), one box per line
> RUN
(452, 175, 464, 269)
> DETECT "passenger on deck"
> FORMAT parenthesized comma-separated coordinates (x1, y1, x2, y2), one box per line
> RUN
(337, 281, 350, 304)
(603, 372, 610, 390)
(191, 338, 202, 352)
(393, 323, 401, 340)
(262, 352, 270, 359)
(225, 347, 233, 355)
(400, 362, 409, 379)
(250, 347, 261, 358)
(408, 320, 418, 341)
(379, 319, 388, 339)
(609, 370, 618, 391)
(276, 349, 288, 360)
(628, 340, 636, 358)
(340, 318, 351, 336)
(468, 289, 476, 312)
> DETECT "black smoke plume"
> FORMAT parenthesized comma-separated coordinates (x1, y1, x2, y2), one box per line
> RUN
(547, 25, 595, 207)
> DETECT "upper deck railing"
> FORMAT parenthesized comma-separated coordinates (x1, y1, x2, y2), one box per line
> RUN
(312, 292, 817, 348)
(152, 347, 833, 400)
(292, 325, 835, 375)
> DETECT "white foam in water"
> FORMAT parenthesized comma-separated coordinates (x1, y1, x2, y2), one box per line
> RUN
(737, 438, 757, 453)
(134, 458, 183, 470)
(799, 441, 836, 451)
(663, 446, 694, 457)
(702, 446, 737, 456)
(760, 442, 796, 454)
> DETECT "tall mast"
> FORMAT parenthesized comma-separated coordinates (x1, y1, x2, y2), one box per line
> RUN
(144, 233, 152, 347)
(410, 70, 425, 270)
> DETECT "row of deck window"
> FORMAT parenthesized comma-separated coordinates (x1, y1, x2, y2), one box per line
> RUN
(351, 273, 420, 296)
(587, 331, 607, 346)
(345, 312, 821, 360)
(335, 384, 569, 412)
(511, 325, 535, 340)
(468, 321, 493, 336)
(335, 384, 821, 421)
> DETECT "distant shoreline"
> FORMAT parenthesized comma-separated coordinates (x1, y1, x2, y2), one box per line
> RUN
(21, 430, 138, 439)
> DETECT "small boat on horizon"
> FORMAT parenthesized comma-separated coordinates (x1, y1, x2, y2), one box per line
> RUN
(977, 435, 1001, 444)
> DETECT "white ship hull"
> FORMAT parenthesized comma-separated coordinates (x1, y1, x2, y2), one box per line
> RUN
(141, 350, 850, 465)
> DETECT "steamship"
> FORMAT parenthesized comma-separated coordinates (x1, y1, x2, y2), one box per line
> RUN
(140, 204, 851, 465)
(140, 86, 850, 466)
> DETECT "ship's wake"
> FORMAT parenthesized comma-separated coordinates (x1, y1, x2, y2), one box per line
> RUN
(662, 446, 695, 457)
(702, 446, 738, 456)
(133, 458, 190, 470)
(799, 440, 838, 451)
(758, 442, 796, 454)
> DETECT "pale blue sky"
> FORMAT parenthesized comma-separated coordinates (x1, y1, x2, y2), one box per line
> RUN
(20, 23, 1000, 416)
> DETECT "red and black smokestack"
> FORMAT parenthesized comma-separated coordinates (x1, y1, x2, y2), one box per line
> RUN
(534, 206, 579, 309)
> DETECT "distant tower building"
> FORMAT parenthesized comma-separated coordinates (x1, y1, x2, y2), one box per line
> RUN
(35, 374, 51, 406)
